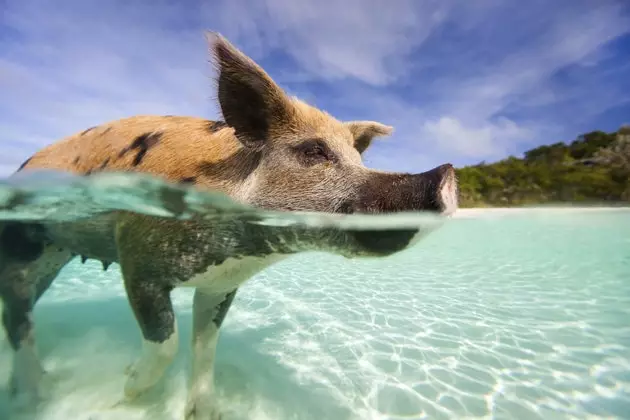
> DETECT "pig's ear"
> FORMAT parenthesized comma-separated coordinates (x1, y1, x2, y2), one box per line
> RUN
(345, 121, 394, 154)
(206, 31, 293, 149)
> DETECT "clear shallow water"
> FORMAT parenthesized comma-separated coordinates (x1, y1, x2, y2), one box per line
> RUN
(0, 172, 629, 419)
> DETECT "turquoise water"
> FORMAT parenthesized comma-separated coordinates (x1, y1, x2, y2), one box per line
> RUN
(1, 173, 629, 419)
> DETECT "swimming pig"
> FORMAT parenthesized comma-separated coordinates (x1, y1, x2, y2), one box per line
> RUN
(0, 32, 457, 419)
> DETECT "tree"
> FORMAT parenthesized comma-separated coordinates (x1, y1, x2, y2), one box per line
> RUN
(456, 125, 630, 207)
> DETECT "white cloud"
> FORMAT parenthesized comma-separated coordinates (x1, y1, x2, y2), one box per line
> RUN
(443, 1, 630, 121)
(203, 0, 450, 86)
(423, 116, 534, 159)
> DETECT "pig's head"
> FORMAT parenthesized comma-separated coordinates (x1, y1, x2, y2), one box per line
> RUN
(208, 33, 458, 257)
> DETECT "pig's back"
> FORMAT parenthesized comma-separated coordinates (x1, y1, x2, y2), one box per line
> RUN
(19, 115, 246, 191)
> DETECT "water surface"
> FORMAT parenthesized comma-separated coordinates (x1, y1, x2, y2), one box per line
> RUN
(0, 172, 628, 419)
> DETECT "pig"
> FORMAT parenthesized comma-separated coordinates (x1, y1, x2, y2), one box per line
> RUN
(0, 32, 458, 419)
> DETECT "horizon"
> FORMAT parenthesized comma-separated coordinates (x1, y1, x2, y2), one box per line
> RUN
(1, 0, 629, 177)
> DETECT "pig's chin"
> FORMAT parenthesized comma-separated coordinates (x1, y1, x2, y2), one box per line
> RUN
(342, 228, 420, 258)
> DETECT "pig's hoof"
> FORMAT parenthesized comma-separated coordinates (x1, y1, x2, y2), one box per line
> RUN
(8, 358, 50, 410)
(123, 357, 165, 400)
(185, 398, 222, 420)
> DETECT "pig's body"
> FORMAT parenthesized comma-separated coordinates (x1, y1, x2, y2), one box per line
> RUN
(0, 33, 458, 420)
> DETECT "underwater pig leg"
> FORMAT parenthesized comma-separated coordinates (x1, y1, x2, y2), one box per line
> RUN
(1, 288, 43, 402)
(115, 215, 184, 400)
(185, 287, 238, 420)
(121, 271, 179, 400)
(0, 224, 73, 403)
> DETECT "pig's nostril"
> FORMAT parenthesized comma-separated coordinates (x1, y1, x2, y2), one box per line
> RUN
(437, 163, 453, 176)
(435, 163, 455, 185)
(438, 169, 458, 216)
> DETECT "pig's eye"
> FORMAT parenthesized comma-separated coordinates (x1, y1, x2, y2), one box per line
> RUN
(304, 145, 327, 159)
(295, 139, 335, 164)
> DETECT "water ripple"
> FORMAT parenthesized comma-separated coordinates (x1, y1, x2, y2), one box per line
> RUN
(1, 209, 629, 420)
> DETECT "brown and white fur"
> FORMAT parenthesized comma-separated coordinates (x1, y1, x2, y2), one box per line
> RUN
(0, 32, 458, 419)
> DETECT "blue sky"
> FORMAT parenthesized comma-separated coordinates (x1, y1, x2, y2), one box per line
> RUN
(1, 0, 629, 176)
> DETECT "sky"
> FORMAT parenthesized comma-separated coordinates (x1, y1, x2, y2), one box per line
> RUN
(1, 0, 629, 176)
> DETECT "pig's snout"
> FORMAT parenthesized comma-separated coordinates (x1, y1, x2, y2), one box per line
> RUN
(345, 163, 458, 257)
(423, 163, 458, 216)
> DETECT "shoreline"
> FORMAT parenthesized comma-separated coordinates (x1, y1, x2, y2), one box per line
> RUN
(452, 206, 630, 218)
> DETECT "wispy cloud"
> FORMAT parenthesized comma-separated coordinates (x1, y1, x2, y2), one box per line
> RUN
(206, 0, 450, 86)
(1, 0, 629, 177)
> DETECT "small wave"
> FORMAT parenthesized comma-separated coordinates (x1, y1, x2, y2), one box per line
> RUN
(0, 169, 449, 232)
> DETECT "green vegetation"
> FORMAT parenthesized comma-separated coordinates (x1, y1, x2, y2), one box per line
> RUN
(455, 125, 630, 207)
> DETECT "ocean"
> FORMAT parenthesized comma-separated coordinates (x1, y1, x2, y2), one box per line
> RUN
(0, 173, 629, 419)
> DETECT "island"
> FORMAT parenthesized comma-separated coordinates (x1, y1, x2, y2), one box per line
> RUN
(455, 125, 630, 208)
